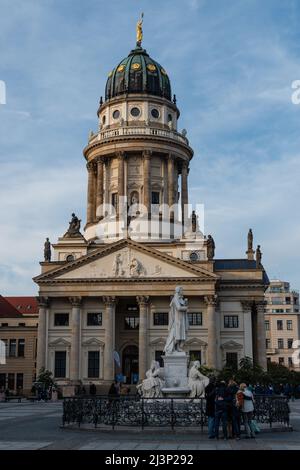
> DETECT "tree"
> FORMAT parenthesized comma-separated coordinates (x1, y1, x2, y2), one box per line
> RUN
(36, 368, 55, 389)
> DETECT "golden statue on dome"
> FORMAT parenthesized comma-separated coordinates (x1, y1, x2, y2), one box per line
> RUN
(136, 12, 144, 47)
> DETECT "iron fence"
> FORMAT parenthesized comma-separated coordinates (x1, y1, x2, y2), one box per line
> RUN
(62, 395, 290, 430)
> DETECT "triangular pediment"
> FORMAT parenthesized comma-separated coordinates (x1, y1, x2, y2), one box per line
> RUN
(221, 340, 243, 350)
(34, 239, 218, 283)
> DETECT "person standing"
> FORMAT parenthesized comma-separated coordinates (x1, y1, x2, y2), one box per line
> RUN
(214, 381, 229, 439)
(89, 382, 97, 396)
(239, 383, 255, 438)
(227, 379, 240, 439)
(205, 377, 216, 439)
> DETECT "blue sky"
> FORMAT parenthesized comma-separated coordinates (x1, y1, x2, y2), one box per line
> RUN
(0, 0, 300, 295)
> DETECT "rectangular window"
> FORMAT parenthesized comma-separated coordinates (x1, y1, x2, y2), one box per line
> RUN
(54, 351, 66, 378)
(124, 316, 139, 329)
(153, 312, 169, 326)
(190, 350, 202, 364)
(87, 313, 102, 326)
(155, 350, 164, 368)
(285, 297, 291, 304)
(287, 338, 293, 349)
(18, 339, 25, 357)
(272, 297, 283, 305)
(111, 193, 118, 212)
(288, 357, 293, 367)
(277, 320, 283, 330)
(1, 323, 8, 327)
(151, 191, 160, 205)
(188, 313, 203, 326)
(278, 338, 284, 349)
(8, 373, 15, 390)
(266, 339, 271, 349)
(88, 351, 100, 378)
(16, 373, 23, 390)
(0, 373, 6, 388)
(226, 352, 238, 370)
(1, 339, 8, 358)
(9, 339, 16, 357)
(265, 320, 270, 331)
(287, 320, 293, 330)
(278, 357, 284, 365)
(224, 315, 239, 328)
(54, 313, 69, 327)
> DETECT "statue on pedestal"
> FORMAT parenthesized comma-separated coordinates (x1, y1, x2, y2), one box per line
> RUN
(63, 213, 82, 238)
(164, 286, 189, 354)
(44, 238, 51, 262)
(207, 235, 215, 260)
(256, 245, 262, 268)
(137, 360, 164, 398)
(188, 361, 209, 398)
(248, 228, 253, 251)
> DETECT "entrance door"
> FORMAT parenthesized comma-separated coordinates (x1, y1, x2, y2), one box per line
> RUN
(122, 345, 139, 384)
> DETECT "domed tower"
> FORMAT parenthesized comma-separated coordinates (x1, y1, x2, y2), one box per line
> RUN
(83, 24, 194, 243)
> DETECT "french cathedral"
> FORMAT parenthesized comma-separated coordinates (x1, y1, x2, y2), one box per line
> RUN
(34, 25, 268, 393)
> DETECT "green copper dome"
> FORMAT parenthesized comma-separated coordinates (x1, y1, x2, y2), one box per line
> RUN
(105, 46, 171, 102)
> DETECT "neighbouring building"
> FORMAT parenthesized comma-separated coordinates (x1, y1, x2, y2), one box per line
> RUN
(33, 27, 269, 394)
(0, 296, 38, 395)
(265, 280, 300, 370)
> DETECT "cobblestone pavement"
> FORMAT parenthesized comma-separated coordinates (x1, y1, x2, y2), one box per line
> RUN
(0, 400, 299, 450)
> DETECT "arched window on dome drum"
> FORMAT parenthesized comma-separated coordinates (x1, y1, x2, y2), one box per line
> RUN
(105, 77, 113, 100)
(147, 73, 160, 96)
(114, 73, 126, 96)
(129, 70, 143, 93)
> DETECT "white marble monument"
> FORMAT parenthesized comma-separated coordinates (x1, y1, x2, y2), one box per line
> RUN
(161, 286, 191, 396)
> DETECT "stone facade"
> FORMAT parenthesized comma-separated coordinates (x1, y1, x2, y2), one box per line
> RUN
(33, 40, 269, 393)
(265, 279, 300, 370)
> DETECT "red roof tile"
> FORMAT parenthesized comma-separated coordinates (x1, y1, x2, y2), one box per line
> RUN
(5, 297, 39, 315)
(0, 296, 23, 318)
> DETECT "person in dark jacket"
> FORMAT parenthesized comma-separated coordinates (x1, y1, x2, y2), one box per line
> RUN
(226, 379, 240, 439)
(214, 381, 230, 439)
(89, 382, 97, 395)
(205, 377, 216, 438)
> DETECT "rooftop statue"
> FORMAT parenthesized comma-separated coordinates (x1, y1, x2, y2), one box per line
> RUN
(248, 228, 253, 251)
(44, 238, 51, 262)
(136, 12, 144, 47)
(64, 213, 82, 238)
(207, 234, 215, 260)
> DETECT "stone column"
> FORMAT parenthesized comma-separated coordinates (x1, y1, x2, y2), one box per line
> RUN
(36, 296, 49, 374)
(241, 300, 253, 360)
(168, 154, 175, 208)
(86, 162, 96, 225)
(205, 295, 218, 369)
(137, 296, 149, 381)
(103, 296, 117, 381)
(143, 150, 151, 214)
(69, 297, 82, 382)
(96, 158, 104, 220)
(181, 161, 188, 228)
(255, 301, 267, 369)
(117, 152, 125, 213)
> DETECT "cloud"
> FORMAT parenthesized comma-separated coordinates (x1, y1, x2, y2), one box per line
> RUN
(1, 0, 300, 294)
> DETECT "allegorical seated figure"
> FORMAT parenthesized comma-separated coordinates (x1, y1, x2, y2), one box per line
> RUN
(188, 360, 209, 398)
(137, 360, 165, 398)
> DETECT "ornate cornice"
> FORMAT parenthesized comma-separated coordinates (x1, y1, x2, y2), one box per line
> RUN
(69, 296, 82, 307)
(36, 296, 49, 308)
(254, 300, 267, 313)
(136, 295, 150, 306)
(33, 238, 219, 284)
(103, 296, 117, 306)
(240, 300, 254, 312)
(204, 295, 218, 306)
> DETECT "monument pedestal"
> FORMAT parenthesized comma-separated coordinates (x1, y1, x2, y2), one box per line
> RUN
(161, 352, 191, 398)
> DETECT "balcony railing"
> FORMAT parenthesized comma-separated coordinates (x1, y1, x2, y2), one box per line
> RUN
(89, 126, 189, 146)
